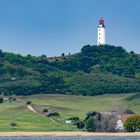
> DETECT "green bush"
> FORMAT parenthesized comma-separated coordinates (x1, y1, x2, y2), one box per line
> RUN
(48, 112, 60, 117)
(68, 117, 80, 125)
(26, 101, 32, 105)
(10, 121, 17, 127)
(68, 117, 80, 121)
(85, 116, 95, 132)
(124, 116, 140, 132)
(0, 97, 4, 103)
(43, 108, 48, 113)
(76, 121, 84, 129)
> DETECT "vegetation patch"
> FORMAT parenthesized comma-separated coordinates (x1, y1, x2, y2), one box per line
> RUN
(1, 45, 140, 96)
(47, 112, 60, 117)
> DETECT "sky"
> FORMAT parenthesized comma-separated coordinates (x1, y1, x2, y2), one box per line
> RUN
(0, 0, 139, 57)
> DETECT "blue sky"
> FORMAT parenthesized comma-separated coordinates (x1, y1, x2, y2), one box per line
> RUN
(0, 0, 139, 56)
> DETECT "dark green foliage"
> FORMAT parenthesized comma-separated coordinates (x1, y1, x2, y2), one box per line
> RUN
(39, 74, 68, 94)
(67, 117, 84, 129)
(81, 45, 140, 77)
(76, 121, 84, 129)
(68, 117, 80, 121)
(84, 112, 97, 121)
(68, 117, 85, 129)
(85, 116, 96, 132)
(0, 44, 140, 96)
(66, 72, 140, 95)
(124, 116, 140, 132)
(0, 97, 3, 103)
(87, 112, 97, 117)
(61, 53, 65, 57)
(43, 108, 48, 113)
(123, 109, 134, 114)
(47, 112, 60, 117)
(68, 117, 80, 125)
(26, 101, 32, 105)
(10, 121, 17, 127)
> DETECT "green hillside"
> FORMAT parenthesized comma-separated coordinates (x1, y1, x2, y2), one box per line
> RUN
(0, 44, 140, 96)
(0, 93, 140, 131)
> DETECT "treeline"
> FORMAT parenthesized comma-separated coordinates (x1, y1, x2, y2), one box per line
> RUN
(51, 45, 140, 78)
(0, 44, 140, 95)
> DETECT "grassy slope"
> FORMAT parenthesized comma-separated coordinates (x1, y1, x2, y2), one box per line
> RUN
(0, 101, 75, 131)
(0, 93, 140, 131)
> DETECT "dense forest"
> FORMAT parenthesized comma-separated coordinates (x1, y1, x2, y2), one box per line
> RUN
(0, 44, 140, 96)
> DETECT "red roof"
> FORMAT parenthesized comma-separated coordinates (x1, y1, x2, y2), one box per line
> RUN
(121, 114, 140, 123)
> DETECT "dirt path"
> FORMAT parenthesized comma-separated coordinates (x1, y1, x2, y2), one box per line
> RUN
(16, 99, 59, 124)
(27, 105, 58, 123)
(27, 105, 41, 115)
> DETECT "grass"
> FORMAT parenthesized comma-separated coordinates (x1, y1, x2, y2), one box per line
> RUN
(0, 101, 75, 131)
(0, 93, 140, 131)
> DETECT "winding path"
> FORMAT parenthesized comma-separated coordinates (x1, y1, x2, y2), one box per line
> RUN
(27, 105, 41, 115)
(26, 105, 58, 123)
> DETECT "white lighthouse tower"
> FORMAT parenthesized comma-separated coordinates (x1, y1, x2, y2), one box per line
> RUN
(97, 17, 106, 45)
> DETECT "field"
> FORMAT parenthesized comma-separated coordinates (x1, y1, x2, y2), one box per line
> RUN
(0, 93, 140, 131)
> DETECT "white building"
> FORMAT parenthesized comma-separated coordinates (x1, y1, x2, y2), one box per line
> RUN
(65, 120, 72, 124)
(97, 17, 106, 45)
(115, 115, 124, 131)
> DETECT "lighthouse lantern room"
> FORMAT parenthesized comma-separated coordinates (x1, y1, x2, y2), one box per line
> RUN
(97, 17, 106, 45)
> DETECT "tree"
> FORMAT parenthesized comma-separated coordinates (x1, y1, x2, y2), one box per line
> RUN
(76, 121, 84, 129)
(26, 101, 32, 105)
(85, 116, 95, 132)
(124, 116, 140, 132)
(61, 53, 65, 57)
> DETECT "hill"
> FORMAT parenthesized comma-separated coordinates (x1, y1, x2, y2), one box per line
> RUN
(0, 93, 140, 131)
(0, 45, 140, 96)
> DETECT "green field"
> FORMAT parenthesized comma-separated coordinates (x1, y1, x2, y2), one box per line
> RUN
(0, 93, 140, 131)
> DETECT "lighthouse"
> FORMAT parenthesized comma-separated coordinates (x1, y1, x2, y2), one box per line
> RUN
(97, 17, 106, 45)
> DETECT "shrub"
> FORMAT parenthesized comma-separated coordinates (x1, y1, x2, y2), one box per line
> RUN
(0, 97, 3, 103)
(43, 108, 48, 113)
(48, 112, 60, 117)
(124, 116, 140, 132)
(9, 96, 16, 102)
(68, 117, 80, 125)
(123, 109, 134, 114)
(68, 117, 80, 121)
(10, 121, 17, 127)
(26, 101, 32, 105)
(76, 121, 85, 129)
(85, 116, 95, 132)
(85, 111, 97, 121)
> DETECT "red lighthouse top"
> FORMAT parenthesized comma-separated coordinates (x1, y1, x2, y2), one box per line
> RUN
(99, 17, 104, 24)
(98, 17, 105, 27)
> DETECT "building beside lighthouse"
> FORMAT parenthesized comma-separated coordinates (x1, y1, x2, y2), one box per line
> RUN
(97, 17, 106, 45)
